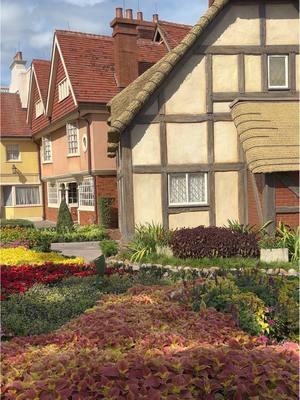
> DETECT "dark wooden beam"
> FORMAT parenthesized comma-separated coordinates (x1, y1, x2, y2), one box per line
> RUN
(195, 45, 299, 55)
(276, 206, 300, 214)
(263, 173, 276, 232)
(132, 162, 245, 174)
(213, 92, 299, 101)
(168, 206, 210, 214)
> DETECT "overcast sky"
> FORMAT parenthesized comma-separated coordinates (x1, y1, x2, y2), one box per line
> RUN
(1, 0, 208, 86)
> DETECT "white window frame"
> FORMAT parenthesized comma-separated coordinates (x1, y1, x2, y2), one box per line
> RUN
(47, 182, 59, 208)
(42, 136, 52, 163)
(267, 55, 289, 90)
(168, 172, 208, 207)
(2, 185, 42, 208)
(58, 78, 69, 102)
(35, 99, 43, 118)
(78, 177, 95, 210)
(6, 144, 20, 162)
(66, 122, 80, 156)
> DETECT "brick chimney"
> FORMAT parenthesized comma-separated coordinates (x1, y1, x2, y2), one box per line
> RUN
(111, 8, 139, 89)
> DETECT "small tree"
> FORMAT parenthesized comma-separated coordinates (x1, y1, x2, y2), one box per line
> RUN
(56, 198, 74, 233)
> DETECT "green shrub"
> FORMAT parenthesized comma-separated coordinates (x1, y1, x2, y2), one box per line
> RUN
(56, 199, 74, 233)
(0, 227, 51, 252)
(2, 276, 103, 336)
(128, 223, 173, 262)
(276, 222, 300, 261)
(100, 239, 118, 257)
(98, 197, 113, 228)
(0, 219, 34, 228)
(39, 224, 107, 243)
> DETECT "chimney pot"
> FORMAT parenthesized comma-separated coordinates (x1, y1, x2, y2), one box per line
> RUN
(152, 13, 159, 23)
(116, 7, 123, 18)
(137, 11, 143, 21)
(14, 51, 23, 61)
(125, 9, 133, 19)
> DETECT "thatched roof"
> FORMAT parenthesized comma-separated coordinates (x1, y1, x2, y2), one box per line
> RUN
(231, 99, 300, 173)
(107, 0, 230, 157)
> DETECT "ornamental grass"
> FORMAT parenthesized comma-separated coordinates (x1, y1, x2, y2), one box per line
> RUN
(0, 247, 84, 266)
(1, 284, 299, 399)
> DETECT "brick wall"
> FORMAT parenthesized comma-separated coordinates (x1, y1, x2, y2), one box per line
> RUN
(247, 171, 263, 227)
(95, 175, 118, 228)
(275, 172, 299, 227)
(79, 210, 97, 225)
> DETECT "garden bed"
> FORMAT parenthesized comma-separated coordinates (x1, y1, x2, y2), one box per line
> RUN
(2, 281, 299, 399)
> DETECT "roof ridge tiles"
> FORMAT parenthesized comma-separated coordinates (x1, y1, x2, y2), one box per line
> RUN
(55, 29, 112, 40)
(158, 20, 192, 28)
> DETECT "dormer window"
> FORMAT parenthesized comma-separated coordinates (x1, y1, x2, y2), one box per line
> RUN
(35, 100, 43, 118)
(268, 55, 289, 90)
(58, 78, 69, 101)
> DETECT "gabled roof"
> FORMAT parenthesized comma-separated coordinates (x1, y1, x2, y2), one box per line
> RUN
(107, 0, 229, 156)
(33, 60, 51, 104)
(27, 59, 51, 123)
(156, 21, 192, 50)
(1, 93, 32, 137)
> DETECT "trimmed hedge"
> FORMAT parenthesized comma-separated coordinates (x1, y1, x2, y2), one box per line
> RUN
(0, 219, 34, 228)
(98, 197, 113, 228)
(170, 226, 259, 259)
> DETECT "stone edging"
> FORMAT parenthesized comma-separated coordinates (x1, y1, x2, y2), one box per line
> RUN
(107, 259, 299, 277)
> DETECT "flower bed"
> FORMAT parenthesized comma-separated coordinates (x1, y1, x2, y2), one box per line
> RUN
(0, 246, 84, 266)
(1, 263, 96, 298)
(1, 284, 298, 399)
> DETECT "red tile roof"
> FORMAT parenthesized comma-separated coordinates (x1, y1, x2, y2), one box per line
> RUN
(0, 93, 31, 137)
(32, 59, 51, 104)
(158, 21, 192, 49)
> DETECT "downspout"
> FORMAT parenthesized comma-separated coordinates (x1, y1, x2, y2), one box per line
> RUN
(78, 112, 98, 224)
(34, 137, 46, 220)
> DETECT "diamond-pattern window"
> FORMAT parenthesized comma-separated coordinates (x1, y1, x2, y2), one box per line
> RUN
(168, 173, 207, 206)
(268, 55, 288, 89)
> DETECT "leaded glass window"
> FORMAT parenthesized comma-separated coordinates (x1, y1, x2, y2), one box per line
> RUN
(168, 173, 207, 206)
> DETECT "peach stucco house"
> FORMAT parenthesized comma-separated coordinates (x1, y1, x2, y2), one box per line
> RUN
(26, 9, 191, 226)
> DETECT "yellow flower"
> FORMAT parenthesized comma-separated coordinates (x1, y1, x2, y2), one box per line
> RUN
(0, 247, 84, 266)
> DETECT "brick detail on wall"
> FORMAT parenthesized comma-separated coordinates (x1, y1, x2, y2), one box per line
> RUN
(274, 172, 299, 227)
(79, 210, 97, 225)
(276, 213, 299, 227)
(95, 175, 118, 228)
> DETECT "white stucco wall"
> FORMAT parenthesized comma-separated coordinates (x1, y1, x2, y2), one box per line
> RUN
(245, 55, 262, 92)
(296, 55, 300, 92)
(133, 174, 162, 225)
(165, 55, 206, 114)
(215, 171, 239, 226)
(213, 102, 231, 113)
(214, 121, 239, 163)
(167, 122, 208, 164)
(202, 4, 260, 46)
(169, 211, 210, 229)
(213, 55, 238, 92)
(131, 124, 161, 165)
(266, 3, 299, 45)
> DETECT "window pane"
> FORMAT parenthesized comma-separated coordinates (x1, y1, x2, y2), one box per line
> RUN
(188, 173, 206, 203)
(169, 174, 187, 204)
(16, 187, 40, 205)
(269, 56, 287, 87)
(67, 123, 79, 154)
(79, 178, 95, 207)
(42, 136, 52, 161)
(68, 182, 78, 204)
(48, 183, 58, 204)
(6, 144, 19, 160)
(3, 186, 13, 206)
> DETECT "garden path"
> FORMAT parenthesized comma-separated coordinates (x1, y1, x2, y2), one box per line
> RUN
(51, 241, 101, 263)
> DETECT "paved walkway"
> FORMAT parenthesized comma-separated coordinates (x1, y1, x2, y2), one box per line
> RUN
(51, 241, 101, 263)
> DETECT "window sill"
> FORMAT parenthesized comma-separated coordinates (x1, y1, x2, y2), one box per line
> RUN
(68, 203, 78, 208)
(268, 87, 289, 91)
(169, 203, 209, 208)
(67, 153, 80, 158)
(6, 160, 22, 163)
(42, 161, 53, 164)
(78, 206, 95, 212)
(14, 204, 42, 208)
(58, 95, 70, 103)
(47, 204, 59, 209)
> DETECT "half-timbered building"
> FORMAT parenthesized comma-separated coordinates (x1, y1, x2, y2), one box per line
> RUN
(107, 0, 299, 238)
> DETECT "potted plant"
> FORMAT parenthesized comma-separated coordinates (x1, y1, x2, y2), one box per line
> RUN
(259, 235, 289, 263)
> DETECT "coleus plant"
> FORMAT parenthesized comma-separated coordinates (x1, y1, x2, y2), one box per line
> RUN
(1, 285, 298, 399)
